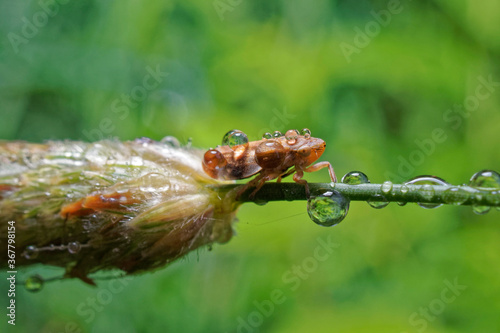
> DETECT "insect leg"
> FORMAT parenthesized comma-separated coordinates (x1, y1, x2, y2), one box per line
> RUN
(293, 169, 310, 198)
(277, 167, 296, 183)
(303, 161, 337, 182)
(249, 175, 274, 198)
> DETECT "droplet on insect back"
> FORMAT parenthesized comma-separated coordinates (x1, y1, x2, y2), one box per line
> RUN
(301, 128, 311, 138)
(285, 129, 300, 145)
(381, 181, 393, 194)
(341, 171, 370, 185)
(367, 194, 389, 209)
(25, 275, 44, 292)
(68, 241, 81, 254)
(442, 187, 469, 205)
(222, 129, 249, 150)
(262, 132, 272, 140)
(405, 176, 448, 209)
(307, 190, 349, 227)
(469, 170, 500, 189)
(273, 131, 283, 138)
(24, 245, 39, 260)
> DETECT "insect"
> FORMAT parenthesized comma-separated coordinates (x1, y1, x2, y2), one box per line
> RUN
(202, 128, 337, 197)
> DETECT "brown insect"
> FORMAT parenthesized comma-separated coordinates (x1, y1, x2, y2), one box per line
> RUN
(202, 129, 337, 197)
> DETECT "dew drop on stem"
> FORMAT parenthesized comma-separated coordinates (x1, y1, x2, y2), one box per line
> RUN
(341, 171, 370, 185)
(307, 190, 349, 227)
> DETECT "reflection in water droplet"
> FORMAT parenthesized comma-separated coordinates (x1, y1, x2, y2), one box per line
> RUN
(24, 245, 39, 260)
(25, 275, 44, 292)
(341, 171, 370, 185)
(307, 190, 349, 227)
(68, 241, 81, 254)
(367, 195, 389, 209)
(405, 176, 448, 209)
(222, 130, 249, 149)
(469, 170, 500, 189)
(381, 181, 393, 194)
(443, 187, 469, 205)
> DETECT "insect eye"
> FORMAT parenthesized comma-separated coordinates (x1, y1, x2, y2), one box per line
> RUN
(298, 146, 311, 157)
(203, 149, 227, 169)
(255, 140, 286, 169)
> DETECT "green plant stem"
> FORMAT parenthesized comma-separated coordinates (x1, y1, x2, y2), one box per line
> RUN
(227, 182, 500, 207)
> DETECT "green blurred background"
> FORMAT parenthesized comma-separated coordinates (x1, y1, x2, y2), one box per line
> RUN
(1, 0, 499, 332)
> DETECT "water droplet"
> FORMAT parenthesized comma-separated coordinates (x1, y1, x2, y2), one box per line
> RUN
(397, 202, 407, 206)
(487, 191, 500, 206)
(381, 181, 393, 194)
(24, 245, 39, 260)
(341, 171, 370, 185)
(301, 128, 311, 139)
(285, 129, 299, 145)
(68, 241, 81, 254)
(160, 136, 181, 147)
(273, 131, 283, 138)
(472, 205, 491, 215)
(262, 132, 272, 140)
(405, 176, 448, 209)
(469, 170, 500, 189)
(443, 187, 469, 205)
(367, 195, 389, 209)
(254, 199, 268, 206)
(307, 190, 349, 227)
(222, 130, 249, 149)
(25, 275, 44, 292)
(400, 185, 409, 194)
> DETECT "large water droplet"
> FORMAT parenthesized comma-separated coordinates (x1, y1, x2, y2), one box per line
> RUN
(367, 195, 389, 209)
(442, 187, 469, 205)
(381, 181, 393, 194)
(25, 275, 44, 292)
(469, 170, 500, 189)
(405, 176, 448, 209)
(307, 190, 349, 227)
(68, 241, 81, 254)
(341, 171, 370, 185)
(222, 130, 249, 149)
(24, 245, 39, 260)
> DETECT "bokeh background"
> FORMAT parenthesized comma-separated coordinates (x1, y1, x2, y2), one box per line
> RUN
(1, 0, 500, 332)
